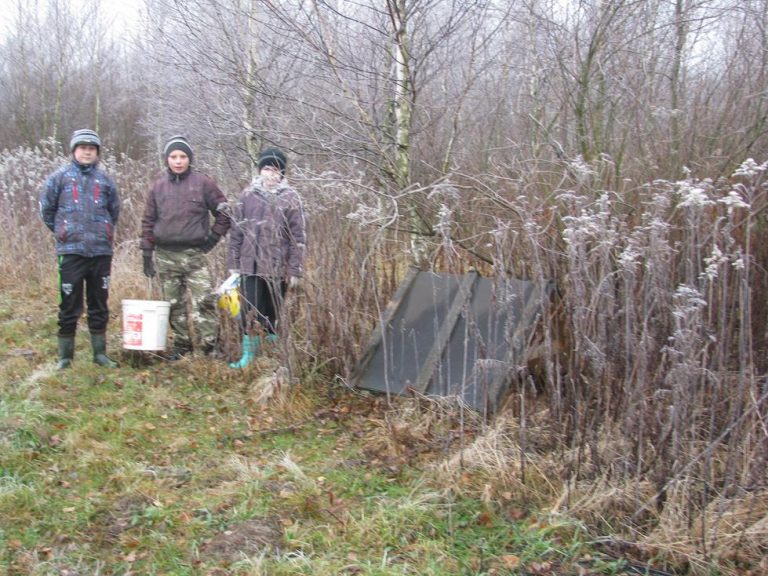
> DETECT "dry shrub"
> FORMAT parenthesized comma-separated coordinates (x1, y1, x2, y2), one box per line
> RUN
(359, 395, 477, 460)
(563, 477, 658, 532)
(249, 361, 292, 405)
(433, 412, 562, 506)
(0, 140, 67, 287)
(641, 488, 768, 572)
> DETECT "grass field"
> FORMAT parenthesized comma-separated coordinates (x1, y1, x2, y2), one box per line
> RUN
(0, 285, 653, 575)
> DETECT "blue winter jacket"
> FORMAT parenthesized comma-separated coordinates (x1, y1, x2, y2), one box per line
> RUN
(40, 159, 121, 257)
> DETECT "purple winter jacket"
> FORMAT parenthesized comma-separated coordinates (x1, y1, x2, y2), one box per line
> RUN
(227, 177, 306, 278)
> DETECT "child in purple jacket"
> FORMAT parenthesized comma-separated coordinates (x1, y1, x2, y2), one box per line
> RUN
(227, 147, 306, 368)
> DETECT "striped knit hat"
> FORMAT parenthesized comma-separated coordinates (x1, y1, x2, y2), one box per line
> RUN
(257, 147, 287, 175)
(70, 129, 101, 154)
(163, 135, 194, 164)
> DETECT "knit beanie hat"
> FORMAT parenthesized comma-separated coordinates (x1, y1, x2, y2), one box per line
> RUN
(257, 147, 287, 175)
(70, 129, 101, 154)
(163, 135, 194, 164)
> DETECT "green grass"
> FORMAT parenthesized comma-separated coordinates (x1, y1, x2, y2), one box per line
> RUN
(0, 289, 620, 575)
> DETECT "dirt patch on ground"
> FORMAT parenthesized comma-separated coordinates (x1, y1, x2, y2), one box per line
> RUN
(199, 518, 283, 564)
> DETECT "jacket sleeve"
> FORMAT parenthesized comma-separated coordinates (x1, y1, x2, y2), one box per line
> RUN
(140, 187, 158, 252)
(204, 177, 231, 237)
(285, 192, 307, 278)
(227, 198, 244, 271)
(108, 176, 121, 225)
(39, 172, 60, 232)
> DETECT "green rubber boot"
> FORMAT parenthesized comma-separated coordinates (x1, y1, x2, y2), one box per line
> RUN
(91, 333, 118, 368)
(57, 335, 75, 370)
(229, 334, 259, 369)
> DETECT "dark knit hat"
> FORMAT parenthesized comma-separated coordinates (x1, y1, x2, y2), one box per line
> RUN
(257, 147, 287, 175)
(163, 135, 194, 163)
(70, 129, 101, 154)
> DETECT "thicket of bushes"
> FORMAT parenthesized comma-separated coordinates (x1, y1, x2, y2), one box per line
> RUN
(1, 142, 766, 571)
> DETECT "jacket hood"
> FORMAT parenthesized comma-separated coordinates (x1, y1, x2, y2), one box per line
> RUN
(249, 176, 290, 195)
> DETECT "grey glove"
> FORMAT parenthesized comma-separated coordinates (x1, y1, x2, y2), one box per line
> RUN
(142, 251, 156, 278)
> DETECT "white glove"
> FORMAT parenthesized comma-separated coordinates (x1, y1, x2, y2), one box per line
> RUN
(217, 271, 240, 294)
(289, 276, 301, 289)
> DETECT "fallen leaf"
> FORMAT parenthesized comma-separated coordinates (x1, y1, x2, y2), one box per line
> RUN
(530, 561, 552, 573)
(477, 511, 494, 527)
(500, 554, 520, 569)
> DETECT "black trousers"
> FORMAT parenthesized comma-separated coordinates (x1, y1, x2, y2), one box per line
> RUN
(57, 254, 112, 337)
(241, 275, 287, 335)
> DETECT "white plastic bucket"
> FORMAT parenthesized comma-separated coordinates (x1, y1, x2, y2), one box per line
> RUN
(122, 299, 171, 351)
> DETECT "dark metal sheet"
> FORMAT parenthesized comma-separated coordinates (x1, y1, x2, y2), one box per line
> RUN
(355, 271, 460, 397)
(352, 270, 546, 414)
(434, 277, 541, 415)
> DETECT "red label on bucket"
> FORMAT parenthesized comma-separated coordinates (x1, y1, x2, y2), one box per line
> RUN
(124, 313, 143, 347)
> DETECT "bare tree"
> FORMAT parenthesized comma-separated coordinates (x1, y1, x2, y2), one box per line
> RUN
(0, 0, 147, 154)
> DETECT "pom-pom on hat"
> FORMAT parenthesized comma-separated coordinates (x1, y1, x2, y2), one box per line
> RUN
(163, 135, 194, 164)
(70, 129, 101, 154)
(257, 147, 287, 175)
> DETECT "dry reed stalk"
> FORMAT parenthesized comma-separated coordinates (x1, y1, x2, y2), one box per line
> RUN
(563, 477, 658, 530)
(642, 488, 768, 573)
(433, 412, 561, 502)
(250, 362, 292, 405)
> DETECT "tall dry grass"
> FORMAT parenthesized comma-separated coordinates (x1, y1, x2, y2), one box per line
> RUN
(1, 143, 766, 572)
(429, 156, 768, 571)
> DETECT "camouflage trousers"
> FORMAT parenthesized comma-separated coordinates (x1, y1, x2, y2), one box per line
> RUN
(156, 247, 218, 353)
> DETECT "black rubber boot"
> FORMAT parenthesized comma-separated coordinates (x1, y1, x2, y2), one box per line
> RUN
(90, 333, 117, 368)
(57, 336, 75, 370)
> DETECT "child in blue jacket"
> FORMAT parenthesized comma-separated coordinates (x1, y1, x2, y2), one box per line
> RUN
(40, 129, 121, 369)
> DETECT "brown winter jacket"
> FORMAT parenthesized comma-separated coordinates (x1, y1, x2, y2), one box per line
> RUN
(227, 178, 306, 278)
(141, 169, 230, 252)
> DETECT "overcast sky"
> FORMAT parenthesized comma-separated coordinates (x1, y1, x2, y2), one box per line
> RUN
(0, 0, 144, 42)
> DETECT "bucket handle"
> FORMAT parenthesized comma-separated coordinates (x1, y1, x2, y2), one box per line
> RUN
(147, 278, 161, 300)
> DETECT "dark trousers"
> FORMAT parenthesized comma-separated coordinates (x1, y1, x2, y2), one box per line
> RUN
(241, 275, 287, 335)
(57, 254, 112, 336)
